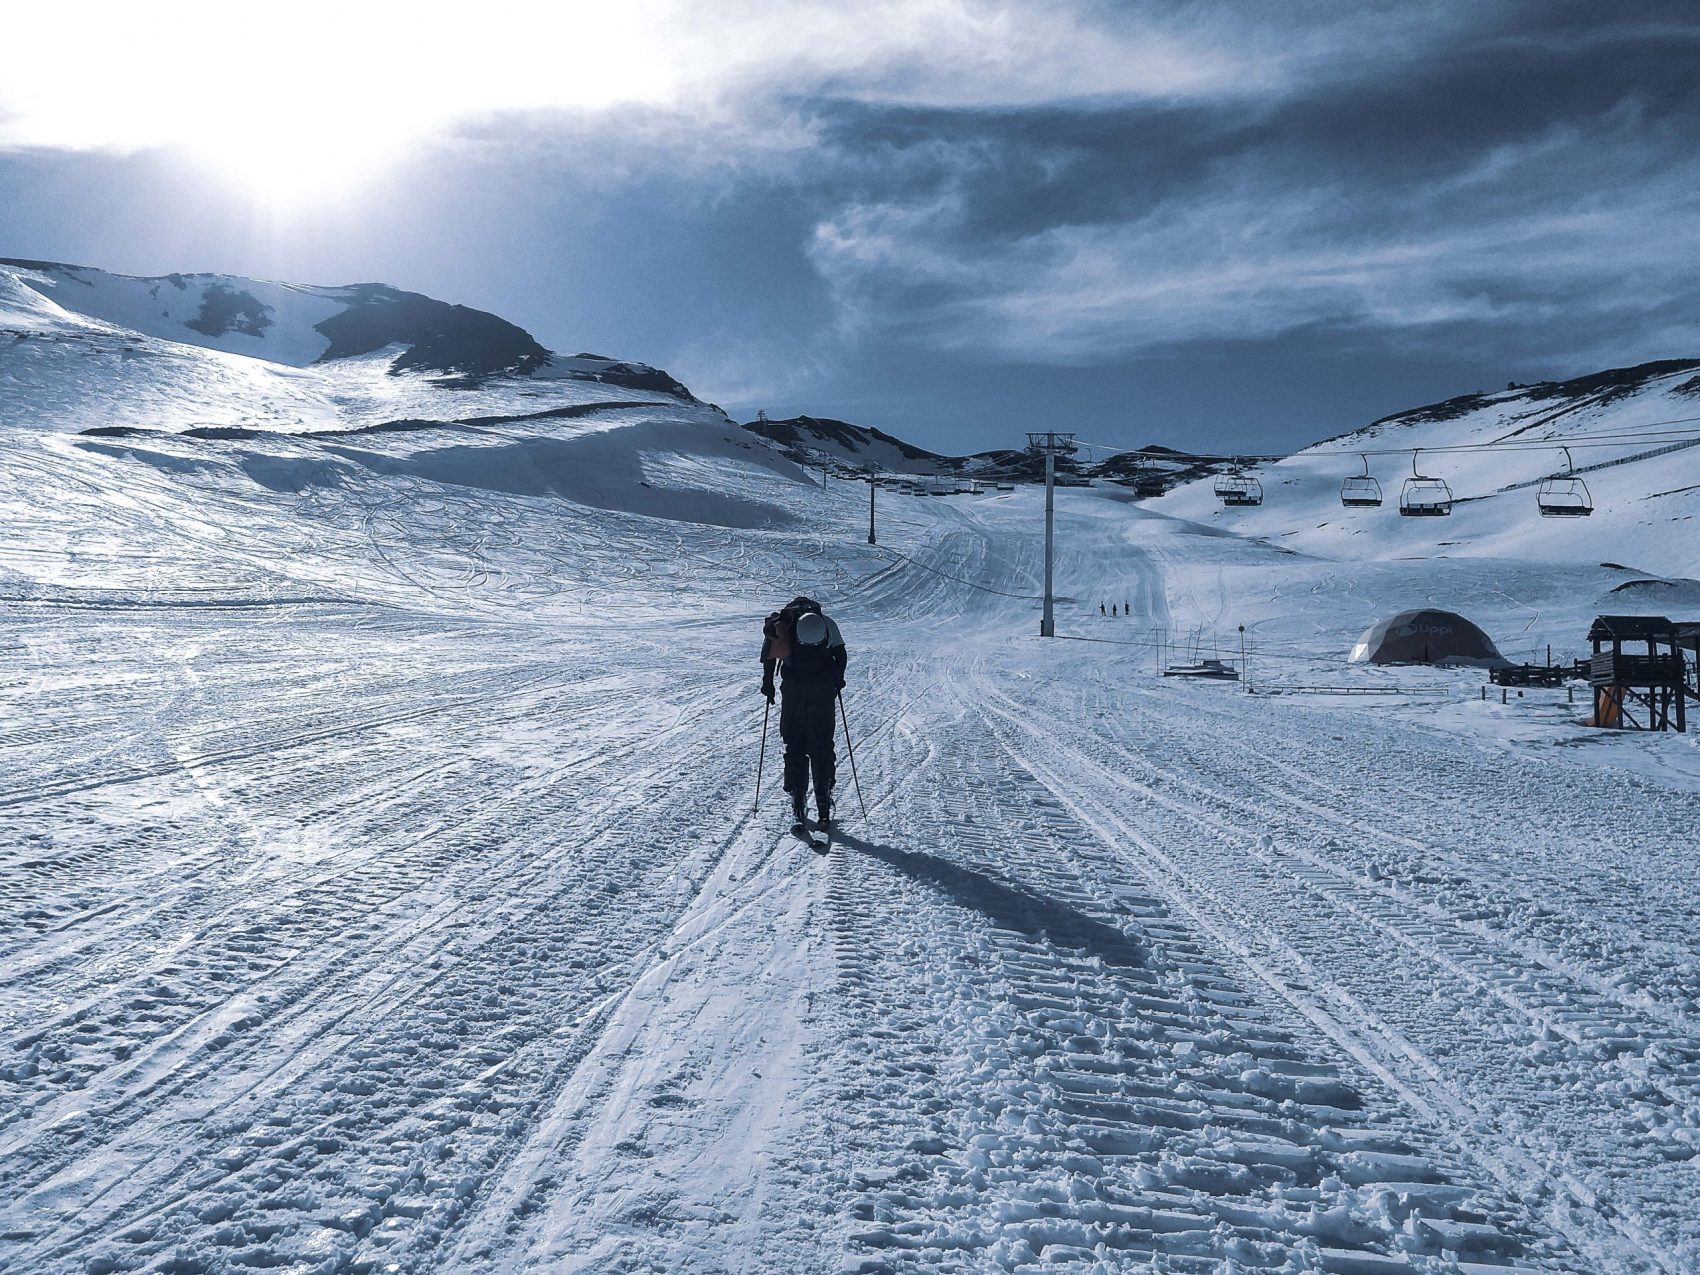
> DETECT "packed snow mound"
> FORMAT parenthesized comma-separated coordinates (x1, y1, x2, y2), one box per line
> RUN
(68, 403, 809, 552)
(322, 417, 805, 529)
(1150, 358, 1700, 577)
(1604, 576, 1700, 610)
(0, 266, 98, 335)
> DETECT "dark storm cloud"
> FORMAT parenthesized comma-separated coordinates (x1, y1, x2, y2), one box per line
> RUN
(796, 2, 1700, 376)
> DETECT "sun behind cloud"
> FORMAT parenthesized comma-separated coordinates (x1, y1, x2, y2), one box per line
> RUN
(0, 1, 681, 206)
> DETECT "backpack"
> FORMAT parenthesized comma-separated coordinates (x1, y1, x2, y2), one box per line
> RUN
(762, 596, 822, 663)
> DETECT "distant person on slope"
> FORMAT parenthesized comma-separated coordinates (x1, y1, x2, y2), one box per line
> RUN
(760, 597, 848, 833)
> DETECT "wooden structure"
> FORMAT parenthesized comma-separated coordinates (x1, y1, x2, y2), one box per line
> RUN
(1681, 622, 1700, 710)
(1587, 615, 1694, 732)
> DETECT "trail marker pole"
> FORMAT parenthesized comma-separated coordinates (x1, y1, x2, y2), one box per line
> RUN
(1239, 625, 1248, 693)
(863, 463, 878, 545)
(1043, 449, 1054, 636)
(1026, 431, 1076, 637)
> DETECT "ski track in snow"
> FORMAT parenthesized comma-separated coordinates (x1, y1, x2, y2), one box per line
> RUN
(2, 417, 1698, 1274)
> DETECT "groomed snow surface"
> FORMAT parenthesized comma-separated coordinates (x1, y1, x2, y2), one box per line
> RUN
(3, 395, 1699, 1275)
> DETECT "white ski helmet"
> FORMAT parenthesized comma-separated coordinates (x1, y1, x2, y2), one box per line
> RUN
(794, 612, 828, 646)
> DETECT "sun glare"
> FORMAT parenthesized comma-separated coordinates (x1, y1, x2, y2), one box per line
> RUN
(177, 114, 421, 210)
(0, 2, 679, 207)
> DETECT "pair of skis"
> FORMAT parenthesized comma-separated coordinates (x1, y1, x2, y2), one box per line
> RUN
(755, 691, 865, 856)
(790, 818, 832, 854)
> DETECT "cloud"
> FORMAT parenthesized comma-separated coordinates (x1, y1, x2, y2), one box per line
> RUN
(0, 1, 1501, 157)
(805, 104, 1700, 367)
(8, 0, 1695, 390)
(664, 334, 839, 413)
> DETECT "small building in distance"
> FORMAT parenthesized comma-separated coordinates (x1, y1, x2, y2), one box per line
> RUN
(1349, 609, 1508, 668)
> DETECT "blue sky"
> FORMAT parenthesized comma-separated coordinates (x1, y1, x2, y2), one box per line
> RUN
(3, 1, 1698, 455)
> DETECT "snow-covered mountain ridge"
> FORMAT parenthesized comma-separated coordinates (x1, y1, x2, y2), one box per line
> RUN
(742, 414, 948, 472)
(1151, 357, 1700, 577)
(1, 258, 695, 437)
(0, 255, 811, 538)
(755, 357, 1700, 577)
(743, 413, 1237, 493)
(1352, 359, 1700, 435)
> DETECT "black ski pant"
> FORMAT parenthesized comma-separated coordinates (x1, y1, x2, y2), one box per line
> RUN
(779, 686, 836, 812)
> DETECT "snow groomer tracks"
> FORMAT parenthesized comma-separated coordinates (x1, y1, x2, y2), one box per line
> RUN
(965, 664, 1696, 1273)
(811, 690, 1580, 1273)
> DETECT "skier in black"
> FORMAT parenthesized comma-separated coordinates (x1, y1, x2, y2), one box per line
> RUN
(761, 597, 848, 832)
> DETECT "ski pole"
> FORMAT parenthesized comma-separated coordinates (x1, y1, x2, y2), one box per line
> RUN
(837, 691, 867, 819)
(754, 696, 772, 813)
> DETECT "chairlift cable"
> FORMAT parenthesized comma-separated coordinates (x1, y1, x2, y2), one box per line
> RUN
(1079, 414, 1700, 467)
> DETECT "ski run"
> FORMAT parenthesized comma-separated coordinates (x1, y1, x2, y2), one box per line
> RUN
(3, 395, 1699, 1275)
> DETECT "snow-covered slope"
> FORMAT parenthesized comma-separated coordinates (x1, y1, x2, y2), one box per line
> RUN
(1150, 359, 1700, 577)
(5, 416, 1699, 1273)
(5, 257, 1700, 1274)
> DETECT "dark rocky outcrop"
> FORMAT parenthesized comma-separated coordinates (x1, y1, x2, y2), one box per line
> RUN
(1522, 358, 1700, 404)
(186, 283, 272, 339)
(744, 414, 946, 464)
(313, 285, 550, 378)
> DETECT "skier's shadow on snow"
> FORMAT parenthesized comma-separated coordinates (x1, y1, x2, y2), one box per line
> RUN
(830, 832, 1151, 972)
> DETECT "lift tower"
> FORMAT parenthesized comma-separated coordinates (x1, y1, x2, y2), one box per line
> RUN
(1026, 432, 1077, 637)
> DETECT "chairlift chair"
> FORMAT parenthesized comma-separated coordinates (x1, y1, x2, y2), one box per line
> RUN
(1214, 465, 1264, 507)
(1537, 445, 1593, 517)
(1340, 454, 1383, 508)
(1398, 450, 1453, 517)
